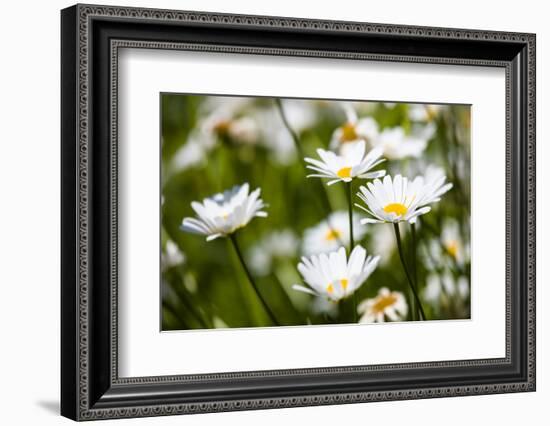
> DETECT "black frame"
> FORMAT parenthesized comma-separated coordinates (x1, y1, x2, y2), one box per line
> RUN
(61, 4, 536, 421)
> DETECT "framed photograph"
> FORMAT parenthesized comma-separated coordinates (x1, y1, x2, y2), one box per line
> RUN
(61, 4, 536, 421)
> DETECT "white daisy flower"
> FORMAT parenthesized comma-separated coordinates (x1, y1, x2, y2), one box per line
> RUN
(358, 287, 408, 323)
(421, 219, 469, 270)
(370, 127, 428, 160)
(329, 104, 379, 152)
(247, 229, 299, 276)
(302, 211, 366, 256)
(201, 108, 260, 145)
(356, 175, 433, 224)
(370, 224, 396, 265)
(409, 104, 444, 122)
(304, 140, 386, 186)
(181, 183, 267, 241)
(356, 170, 453, 224)
(292, 246, 380, 302)
(161, 240, 185, 269)
(420, 166, 454, 206)
(424, 272, 470, 306)
(441, 219, 467, 265)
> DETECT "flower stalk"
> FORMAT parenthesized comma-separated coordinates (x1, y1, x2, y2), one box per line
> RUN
(229, 233, 280, 326)
(392, 223, 426, 320)
(345, 181, 357, 322)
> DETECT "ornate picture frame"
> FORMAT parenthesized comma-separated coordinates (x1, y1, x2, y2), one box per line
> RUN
(61, 4, 535, 421)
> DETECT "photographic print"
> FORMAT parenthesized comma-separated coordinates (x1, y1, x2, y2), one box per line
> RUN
(161, 95, 471, 330)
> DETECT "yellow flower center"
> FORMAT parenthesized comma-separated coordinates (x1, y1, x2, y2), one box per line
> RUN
(213, 120, 231, 135)
(326, 284, 334, 294)
(340, 279, 349, 291)
(324, 228, 342, 241)
(446, 240, 459, 258)
(339, 122, 359, 143)
(372, 294, 397, 314)
(337, 167, 352, 179)
(383, 203, 408, 217)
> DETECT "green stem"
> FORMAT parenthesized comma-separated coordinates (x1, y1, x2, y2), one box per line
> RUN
(229, 233, 280, 326)
(345, 181, 357, 322)
(392, 223, 426, 321)
(346, 182, 355, 253)
(275, 98, 305, 159)
(410, 222, 419, 321)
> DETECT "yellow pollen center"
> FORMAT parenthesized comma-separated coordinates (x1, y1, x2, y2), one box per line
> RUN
(324, 228, 342, 241)
(383, 203, 408, 217)
(213, 120, 231, 135)
(372, 294, 397, 314)
(339, 122, 359, 143)
(326, 284, 334, 294)
(340, 279, 349, 290)
(446, 240, 459, 258)
(337, 167, 352, 179)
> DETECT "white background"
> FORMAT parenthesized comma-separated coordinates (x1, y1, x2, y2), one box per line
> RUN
(119, 50, 505, 376)
(0, 0, 546, 425)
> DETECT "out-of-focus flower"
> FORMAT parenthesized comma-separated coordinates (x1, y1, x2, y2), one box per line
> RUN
(305, 141, 386, 185)
(409, 104, 444, 122)
(421, 165, 454, 205)
(292, 246, 379, 302)
(247, 229, 299, 276)
(329, 103, 379, 153)
(161, 240, 185, 269)
(181, 183, 267, 241)
(370, 127, 428, 160)
(370, 224, 396, 265)
(422, 218, 469, 270)
(358, 287, 408, 323)
(302, 211, 366, 256)
(423, 272, 470, 308)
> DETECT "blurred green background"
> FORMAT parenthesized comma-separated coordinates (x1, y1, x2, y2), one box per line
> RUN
(161, 95, 471, 330)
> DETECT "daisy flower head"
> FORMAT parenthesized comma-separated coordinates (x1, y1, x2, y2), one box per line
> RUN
(408, 103, 444, 123)
(304, 140, 386, 186)
(356, 175, 433, 224)
(292, 245, 380, 302)
(420, 165, 454, 206)
(302, 211, 366, 256)
(161, 240, 185, 270)
(181, 183, 267, 241)
(370, 126, 428, 160)
(329, 103, 379, 152)
(358, 287, 408, 323)
(424, 272, 470, 306)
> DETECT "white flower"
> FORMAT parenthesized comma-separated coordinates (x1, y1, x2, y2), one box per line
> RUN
(161, 240, 185, 270)
(420, 166, 454, 206)
(356, 175, 432, 224)
(424, 272, 470, 305)
(421, 219, 469, 270)
(329, 104, 379, 152)
(292, 246, 380, 302)
(248, 229, 299, 276)
(305, 140, 386, 186)
(358, 287, 408, 323)
(181, 183, 267, 241)
(302, 211, 366, 256)
(201, 108, 260, 145)
(370, 127, 428, 160)
(370, 225, 396, 265)
(356, 171, 452, 224)
(409, 104, 443, 122)
(441, 219, 468, 265)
